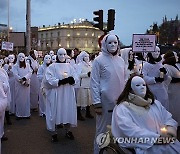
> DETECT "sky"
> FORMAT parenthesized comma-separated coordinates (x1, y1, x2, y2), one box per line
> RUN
(0, 0, 180, 46)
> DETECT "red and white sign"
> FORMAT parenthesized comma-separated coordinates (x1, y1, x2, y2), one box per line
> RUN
(1, 41, 14, 51)
(132, 34, 156, 52)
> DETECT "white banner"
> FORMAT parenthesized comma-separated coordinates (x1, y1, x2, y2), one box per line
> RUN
(132, 34, 156, 52)
(1, 41, 14, 51)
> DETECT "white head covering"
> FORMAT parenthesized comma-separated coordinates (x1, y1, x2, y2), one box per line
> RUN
(57, 48, 67, 62)
(78, 51, 89, 63)
(17, 53, 26, 65)
(101, 34, 120, 55)
(51, 55, 57, 63)
(43, 55, 51, 64)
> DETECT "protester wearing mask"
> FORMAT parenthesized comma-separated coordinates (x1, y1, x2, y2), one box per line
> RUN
(76, 51, 93, 121)
(111, 75, 180, 153)
(51, 55, 56, 63)
(49, 50, 54, 57)
(142, 46, 169, 110)
(163, 51, 180, 129)
(90, 34, 126, 154)
(37, 55, 51, 117)
(12, 53, 32, 119)
(44, 48, 77, 142)
(27, 50, 40, 112)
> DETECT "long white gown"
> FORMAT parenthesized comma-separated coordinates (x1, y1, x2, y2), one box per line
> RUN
(164, 64, 180, 126)
(111, 100, 180, 154)
(143, 61, 169, 110)
(44, 63, 77, 132)
(27, 56, 40, 109)
(12, 63, 32, 117)
(76, 61, 92, 107)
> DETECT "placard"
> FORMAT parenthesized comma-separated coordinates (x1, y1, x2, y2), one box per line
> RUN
(132, 34, 156, 52)
(1, 41, 14, 51)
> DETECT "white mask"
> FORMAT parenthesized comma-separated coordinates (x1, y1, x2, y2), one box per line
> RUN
(83, 55, 89, 63)
(71, 50, 74, 57)
(173, 52, 178, 62)
(49, 50, 54, 57)
(106, 35, 118, 53)
(51, 55, 57, 63)
(34, 50, 38, 59)
(44, 55, 51, 64)
(131, 76, 147, 98)
(8, 54, 15, 63)
(152, 46, 160, 59)
(18, 53, 25, 62)
(57, 48, 67, 62)
(0, 59, 4, 67)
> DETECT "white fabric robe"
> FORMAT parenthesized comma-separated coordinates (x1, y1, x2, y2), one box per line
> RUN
(164, 64, 180, 126)
(143, 61, 169, 110)
(76, 61, 92, 107)
(111, 100, 180, 154)
(12, 63, 32, 117)
(44, 63, 77, 132)
(0, 68, 10, 138)
(37, 63, 48, 116)
(27, 56, 40, 109)
(90, 46, 126, 153)
(4, 63, 16, 114)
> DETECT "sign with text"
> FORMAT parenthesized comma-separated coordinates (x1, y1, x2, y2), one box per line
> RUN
(132, 34, 156, 52)
(1, 41, 14, 51)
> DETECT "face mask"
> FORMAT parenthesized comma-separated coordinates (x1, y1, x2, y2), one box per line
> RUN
(57, 48, 67, 62)
(83, 55, 89, 62)
(8, 55, 15, 63)
(131, 76, 147, 98)
(0, 59, 4, 67)
(49, 51, 54, 57)
(71, 50, 74, 57)
(52, 55, 56, 63)
(18, 53, 25, 62)
(152, 47, 160, 59)
(44, 55, 51, 64)
(173, 52, 178, 62)
(106, 35, 118, 53)
(34, 50, 38, 59)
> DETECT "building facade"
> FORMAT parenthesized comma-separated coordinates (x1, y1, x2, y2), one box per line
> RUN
(38, 20, 104, 54)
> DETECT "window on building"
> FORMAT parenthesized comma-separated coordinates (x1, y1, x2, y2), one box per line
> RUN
(46, 33, 48, 38)
(41, 34, 43, 38)
(92, 33, 94, 36)
(85, 33, 88, 36)
(67, 41, 70, 48)
(51, 32, 53, 37)
(57, 31, 60, 37)
(77, 33, 80, 36)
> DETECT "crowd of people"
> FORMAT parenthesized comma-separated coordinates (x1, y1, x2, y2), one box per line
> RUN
(0, 33, 180, 154)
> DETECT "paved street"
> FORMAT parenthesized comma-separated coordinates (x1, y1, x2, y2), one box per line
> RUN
(2, 110, 96, 154)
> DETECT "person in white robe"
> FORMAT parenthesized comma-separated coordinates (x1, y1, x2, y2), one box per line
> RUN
(142, 46, 169, 110)
(111, 75, 180, 154)
(44, 48, 77, 142)
(49, 50, 54, 57)
(27, 50, 40, 111)
(12, 53, 32, 119)
(0, 67, 11, 152)
(37, 55, 51, 117)
(163, 51, 180, 128)
(3, 54, 16, 116)
(90, 34, 126, 154)
(51, 55, 56, 63)
(76, 51, 94, 120)
(120, 48, 140, 81)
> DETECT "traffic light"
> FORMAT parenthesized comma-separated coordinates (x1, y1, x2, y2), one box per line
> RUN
(107, 9, 115, 31)
(93, 10, 103, 30)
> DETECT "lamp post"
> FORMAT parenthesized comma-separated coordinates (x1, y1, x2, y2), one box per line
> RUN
(26, 0, 31, 55)
(7, 0, 10, 42)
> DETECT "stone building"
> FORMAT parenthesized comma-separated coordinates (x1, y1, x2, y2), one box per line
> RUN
(38, 20, 104, 54)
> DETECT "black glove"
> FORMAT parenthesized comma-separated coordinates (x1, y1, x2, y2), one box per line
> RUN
(171, 77, 180, 83)
(160, 67, 167, 74)
(67, 76, 75, 85)
(58, 78, 69, 86)
(87, 72, 91, 77)
(155, 77, 164, 83)
(22, 77, 27, 81)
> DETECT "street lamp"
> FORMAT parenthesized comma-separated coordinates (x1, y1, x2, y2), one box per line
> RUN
(7, 0, 10, 42)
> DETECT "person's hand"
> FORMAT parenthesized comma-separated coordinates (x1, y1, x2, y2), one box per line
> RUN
(155, 77, 164, 83)
(87, 72, 91, 77)
(58, 78, 69, 86)
(67, 76, 75, 85)
(160, 67, 167, 74)
(22, 77, 27, 81)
